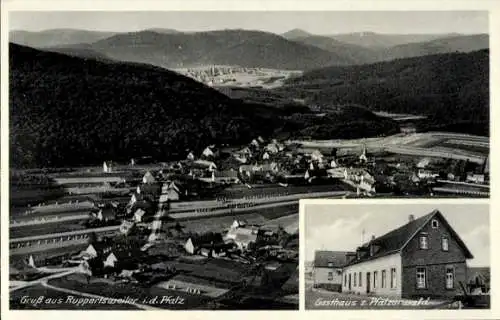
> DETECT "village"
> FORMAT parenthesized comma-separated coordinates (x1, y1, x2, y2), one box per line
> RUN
(9, 131, 489, 309)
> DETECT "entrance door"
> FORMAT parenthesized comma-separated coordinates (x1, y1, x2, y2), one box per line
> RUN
(348, 274, 351, 291)
(366, 272, 371, 293)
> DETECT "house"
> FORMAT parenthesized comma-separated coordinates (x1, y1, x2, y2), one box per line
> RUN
(119, 220, 135, 235)
(103, 252, 118, 268)
(224, 225, 259, 251)
(330, 159, 338, 168)
(262, 152, 270, 160)
(184, 233, 225, 255)
(467, 267, 490, 293)
(142, 171, 156, 184)
(341, 210, 474, 299)
(136, 183, 162, 198)
(344, 168, 376, 193)
(250, 139, 260, 148)
(134, 208, 146, 222)
(192, 160, 217, 172)
(265, 143, 280, 154)
(417, 169, 439, 180)
(211, 170, 240, 184)
(327, 167, 345, 179)
(186, 151, 195, 161)
(313, 250, 354, 292)
(311, 150, 324, 163)
(401, 125, 417, 135)
(416, 158, 432, 169)
(103, 161, 114, 173)
(201, 146, 215, 158)
(466, 173, 485, 184)
(359, 145, 368, 163)
(94, 207, 116, 222)
(159, 181, 184, 202)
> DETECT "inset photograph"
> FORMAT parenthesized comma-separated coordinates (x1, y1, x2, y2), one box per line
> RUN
(304, 201, 490, 309)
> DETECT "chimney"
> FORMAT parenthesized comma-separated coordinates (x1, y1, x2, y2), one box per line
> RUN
(409, 214, 415, 222)
(371, 235, 375, 242)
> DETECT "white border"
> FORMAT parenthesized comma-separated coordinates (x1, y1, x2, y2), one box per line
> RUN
(1, 1, 499, 319)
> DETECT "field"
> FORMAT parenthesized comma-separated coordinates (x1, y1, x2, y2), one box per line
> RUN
(170, 213, 268, 234)
(47, 274, 211, 309)
(10, 244, 88, 263)
(10, 220, 87, 238)
(291, 132, 489, 163)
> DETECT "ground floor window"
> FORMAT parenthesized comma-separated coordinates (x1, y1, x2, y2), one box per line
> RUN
(373, 271, 378, 288)
(381, 270, 387, 288)
(354, 272, 357, 287)
(391, 268, 397, 288)
(328, 272, 333, 281)
(359, 272, 362, 287)
(416, 267, 426, 289)
(344, 274, 347, 286)
(446, 267, 454, 289)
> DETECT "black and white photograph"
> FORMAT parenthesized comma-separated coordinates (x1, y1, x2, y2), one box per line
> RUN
(5, 9, 489, 311)
(304, 201, 490, 310)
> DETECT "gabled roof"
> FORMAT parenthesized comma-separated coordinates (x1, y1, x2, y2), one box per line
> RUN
(346, 210, 474, 266)
(468, 267, 490, 283)
(314, 250, 354, 268)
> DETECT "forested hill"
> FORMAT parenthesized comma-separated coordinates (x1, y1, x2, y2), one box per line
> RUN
(283, 49, 489, 136)
(10, 43, 401, 168)
(9, 43, 284, 168)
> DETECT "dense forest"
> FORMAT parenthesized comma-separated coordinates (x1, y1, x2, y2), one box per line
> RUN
(10, 44, 398, 168)
(282, 50, 489, 136)
(10, 44, 281, 168)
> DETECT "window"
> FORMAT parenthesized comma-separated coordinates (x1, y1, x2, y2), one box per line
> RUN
(442, 237, 449, 251)
(328, 272, 333, 281)
(416, 267, 426, 289)
(431, 219, 439, 228)
(359, 272, 362, 287)
(344, 274, 347, 286)
(381, 270, 387, 288)
(391, 268, 397, 288)
(446, 267, 454, 289)
(354, 272, 357, 287)
(327, 262, 333, 267)
(419, 235, 429, 249)
(373, 271, 378, 288)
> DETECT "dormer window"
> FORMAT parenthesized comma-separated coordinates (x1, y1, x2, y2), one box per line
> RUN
(431, 219, 439, 229)
(327, 262, 333, 268)
(419, 235, 429, 249)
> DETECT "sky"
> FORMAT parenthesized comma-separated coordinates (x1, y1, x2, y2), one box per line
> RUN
(304, 203, 490, 267)
(9, 11, 488, 34)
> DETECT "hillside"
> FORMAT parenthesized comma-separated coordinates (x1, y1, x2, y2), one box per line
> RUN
(9, 43, 286, 168)
(328, 32, 461, 48)
(10, 44, 400, 168)
(54, 29, 361, 70)
(379, 34, 489, 61)
(283, 50, 489, 135)
(289, 35, 379, 65)
(10, 29, 116, 48)
(281, 29, 313, 40)
(291, 34, 488, 65)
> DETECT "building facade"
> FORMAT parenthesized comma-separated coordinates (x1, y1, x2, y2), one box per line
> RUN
(341, 210, 473, 298)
